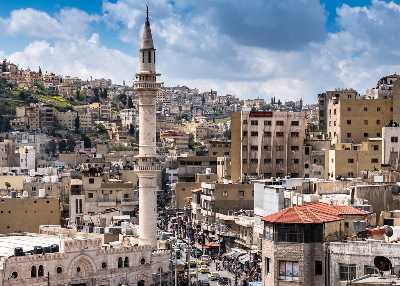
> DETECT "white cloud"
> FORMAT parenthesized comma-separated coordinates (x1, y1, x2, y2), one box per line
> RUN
(8, 39, 136, 83)
(3, 1, 400, 103)
(0, 8, 98, 40)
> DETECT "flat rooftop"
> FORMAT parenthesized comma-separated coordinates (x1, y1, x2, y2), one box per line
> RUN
(0, 234, 61, 257)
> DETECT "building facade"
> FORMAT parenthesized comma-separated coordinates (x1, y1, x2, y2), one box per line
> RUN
(230, 111, 306, 181)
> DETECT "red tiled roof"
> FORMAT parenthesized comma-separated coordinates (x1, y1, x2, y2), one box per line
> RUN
(262, 202, 366, 224)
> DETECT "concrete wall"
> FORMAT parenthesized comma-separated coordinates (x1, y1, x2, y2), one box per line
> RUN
(0, 197, 60, 233)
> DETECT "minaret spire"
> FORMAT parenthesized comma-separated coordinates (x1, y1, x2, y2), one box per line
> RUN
(146, 5, 149, 24)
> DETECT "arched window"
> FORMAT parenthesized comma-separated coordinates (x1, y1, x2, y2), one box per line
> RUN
(124, 257, 129, 268)
(138, 280, 145, 286)
(154, 51, 156, 64)
(38, 265, 44, 277)
(31, 266, 37, 277)
(140, 258, 145, 265)
(118, 257, 123, 268)
(142, 52, 145, 64)
(148, 50, 152, 63)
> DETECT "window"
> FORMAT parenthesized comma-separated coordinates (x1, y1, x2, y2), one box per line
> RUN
(293, 159, 299, 164)
(56, 267, 63, 274)
(242, 145, 248, 151)
(339, 264, 356, 281)
(364, 120, 368, 125)
(276, 159, 284, 164)
(371, 158, 379, 163)
(251, 120, 258, 126)
(376, 119, 381, 125)
(276, 132, 284, 137)
(88, 193, 94, 199)
(347, 107, 352, 112)
(276, 121, 284, 126)
(123, 193, 129, 199)
(264, 145, 271, 151)
(279, 261, 299, 281)
(264, 158, 271, 164)
(391, 107, 393, 112)
(250, 159, 258, 164)
(31, 266, 37, 278)
(373, 145, 379, 151)
(334, 109, 337, 115)
(347, 133, 352, 138)
(124, 257, 129, 268)
(264, 131, 272, 137)
(222, 191, 228, 197)
(251, 131, 258, 137)
(89, 178, 94, 184)
(377, 132, 381, 137)
(348, 94, 352, 99)
(291, 146, 299, 151)
(242, 131, 248, 137)
(377, 107, 381, 112)
(364, 132, 369, 138)
(118, 257, 123, 268)
(276, 146, 284, 151)
(265, 258, 271, 275)
(315, 261, 323, 275)
(242, 159, 247, 164)
(291, 132, 299, 137)
(347, 120, 351, 125)
(364, 106, 368, 112)
(250, 145, 258, 151)
(348, 158, 354, 164)
(243, 120, 247, 125)
(364, 265, 378, 275)
(264, 120, 271, 126)
(38, 265, 44, 277)
(148, 50, 152, 63)
(391, 136, 398, 143)
(291, 121, 299, 126)
(239, 191, 244, 198)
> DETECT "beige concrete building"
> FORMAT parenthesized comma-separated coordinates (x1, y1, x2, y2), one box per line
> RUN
(0, 197, 60, 233)
(0, 139, 17, 167)
(230, 111, 306, 181)
(328, 138, 382, 179)
(55, 110, 77, 131)
(69, 176, 138, 226)
(207, 139, 230, 157)
(327, 90, 394, 144)
(191, 182, 253, 231)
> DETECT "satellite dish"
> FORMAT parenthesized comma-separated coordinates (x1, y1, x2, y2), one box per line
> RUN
(374, 256, 392, 272)
(384, 226, 394, 238)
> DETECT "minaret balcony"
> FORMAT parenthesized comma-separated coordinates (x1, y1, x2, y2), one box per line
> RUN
(134, 81, 162, 90)
(134, 158, 162, 172)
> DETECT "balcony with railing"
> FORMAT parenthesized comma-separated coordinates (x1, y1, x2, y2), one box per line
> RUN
(134, 81, 162, 90)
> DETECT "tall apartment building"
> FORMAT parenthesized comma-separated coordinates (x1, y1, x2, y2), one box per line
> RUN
(318, 89, 357, 133)
(326, 81, 400, 145)
(0, 139, 17, 167)
(230, 111, 306, 182)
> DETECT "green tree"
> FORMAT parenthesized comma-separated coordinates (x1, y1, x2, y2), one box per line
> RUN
(82, 134, 92, 148)
(66, 137, 76, 152)
(96, 123, 107, 134)
(58, 140, 67, 153)
(74, 115, 80, 133)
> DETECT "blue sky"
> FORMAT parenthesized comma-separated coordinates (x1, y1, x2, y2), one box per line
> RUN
(1, 0, 400, 102)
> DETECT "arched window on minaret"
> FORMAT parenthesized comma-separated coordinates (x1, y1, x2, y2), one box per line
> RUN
(154, 51, 156, 64)
(142, 52, 145, 64)
(148, 50, 152, 63)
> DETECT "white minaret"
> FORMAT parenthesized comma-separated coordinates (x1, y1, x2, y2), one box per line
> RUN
(134, 7, 162, 247)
